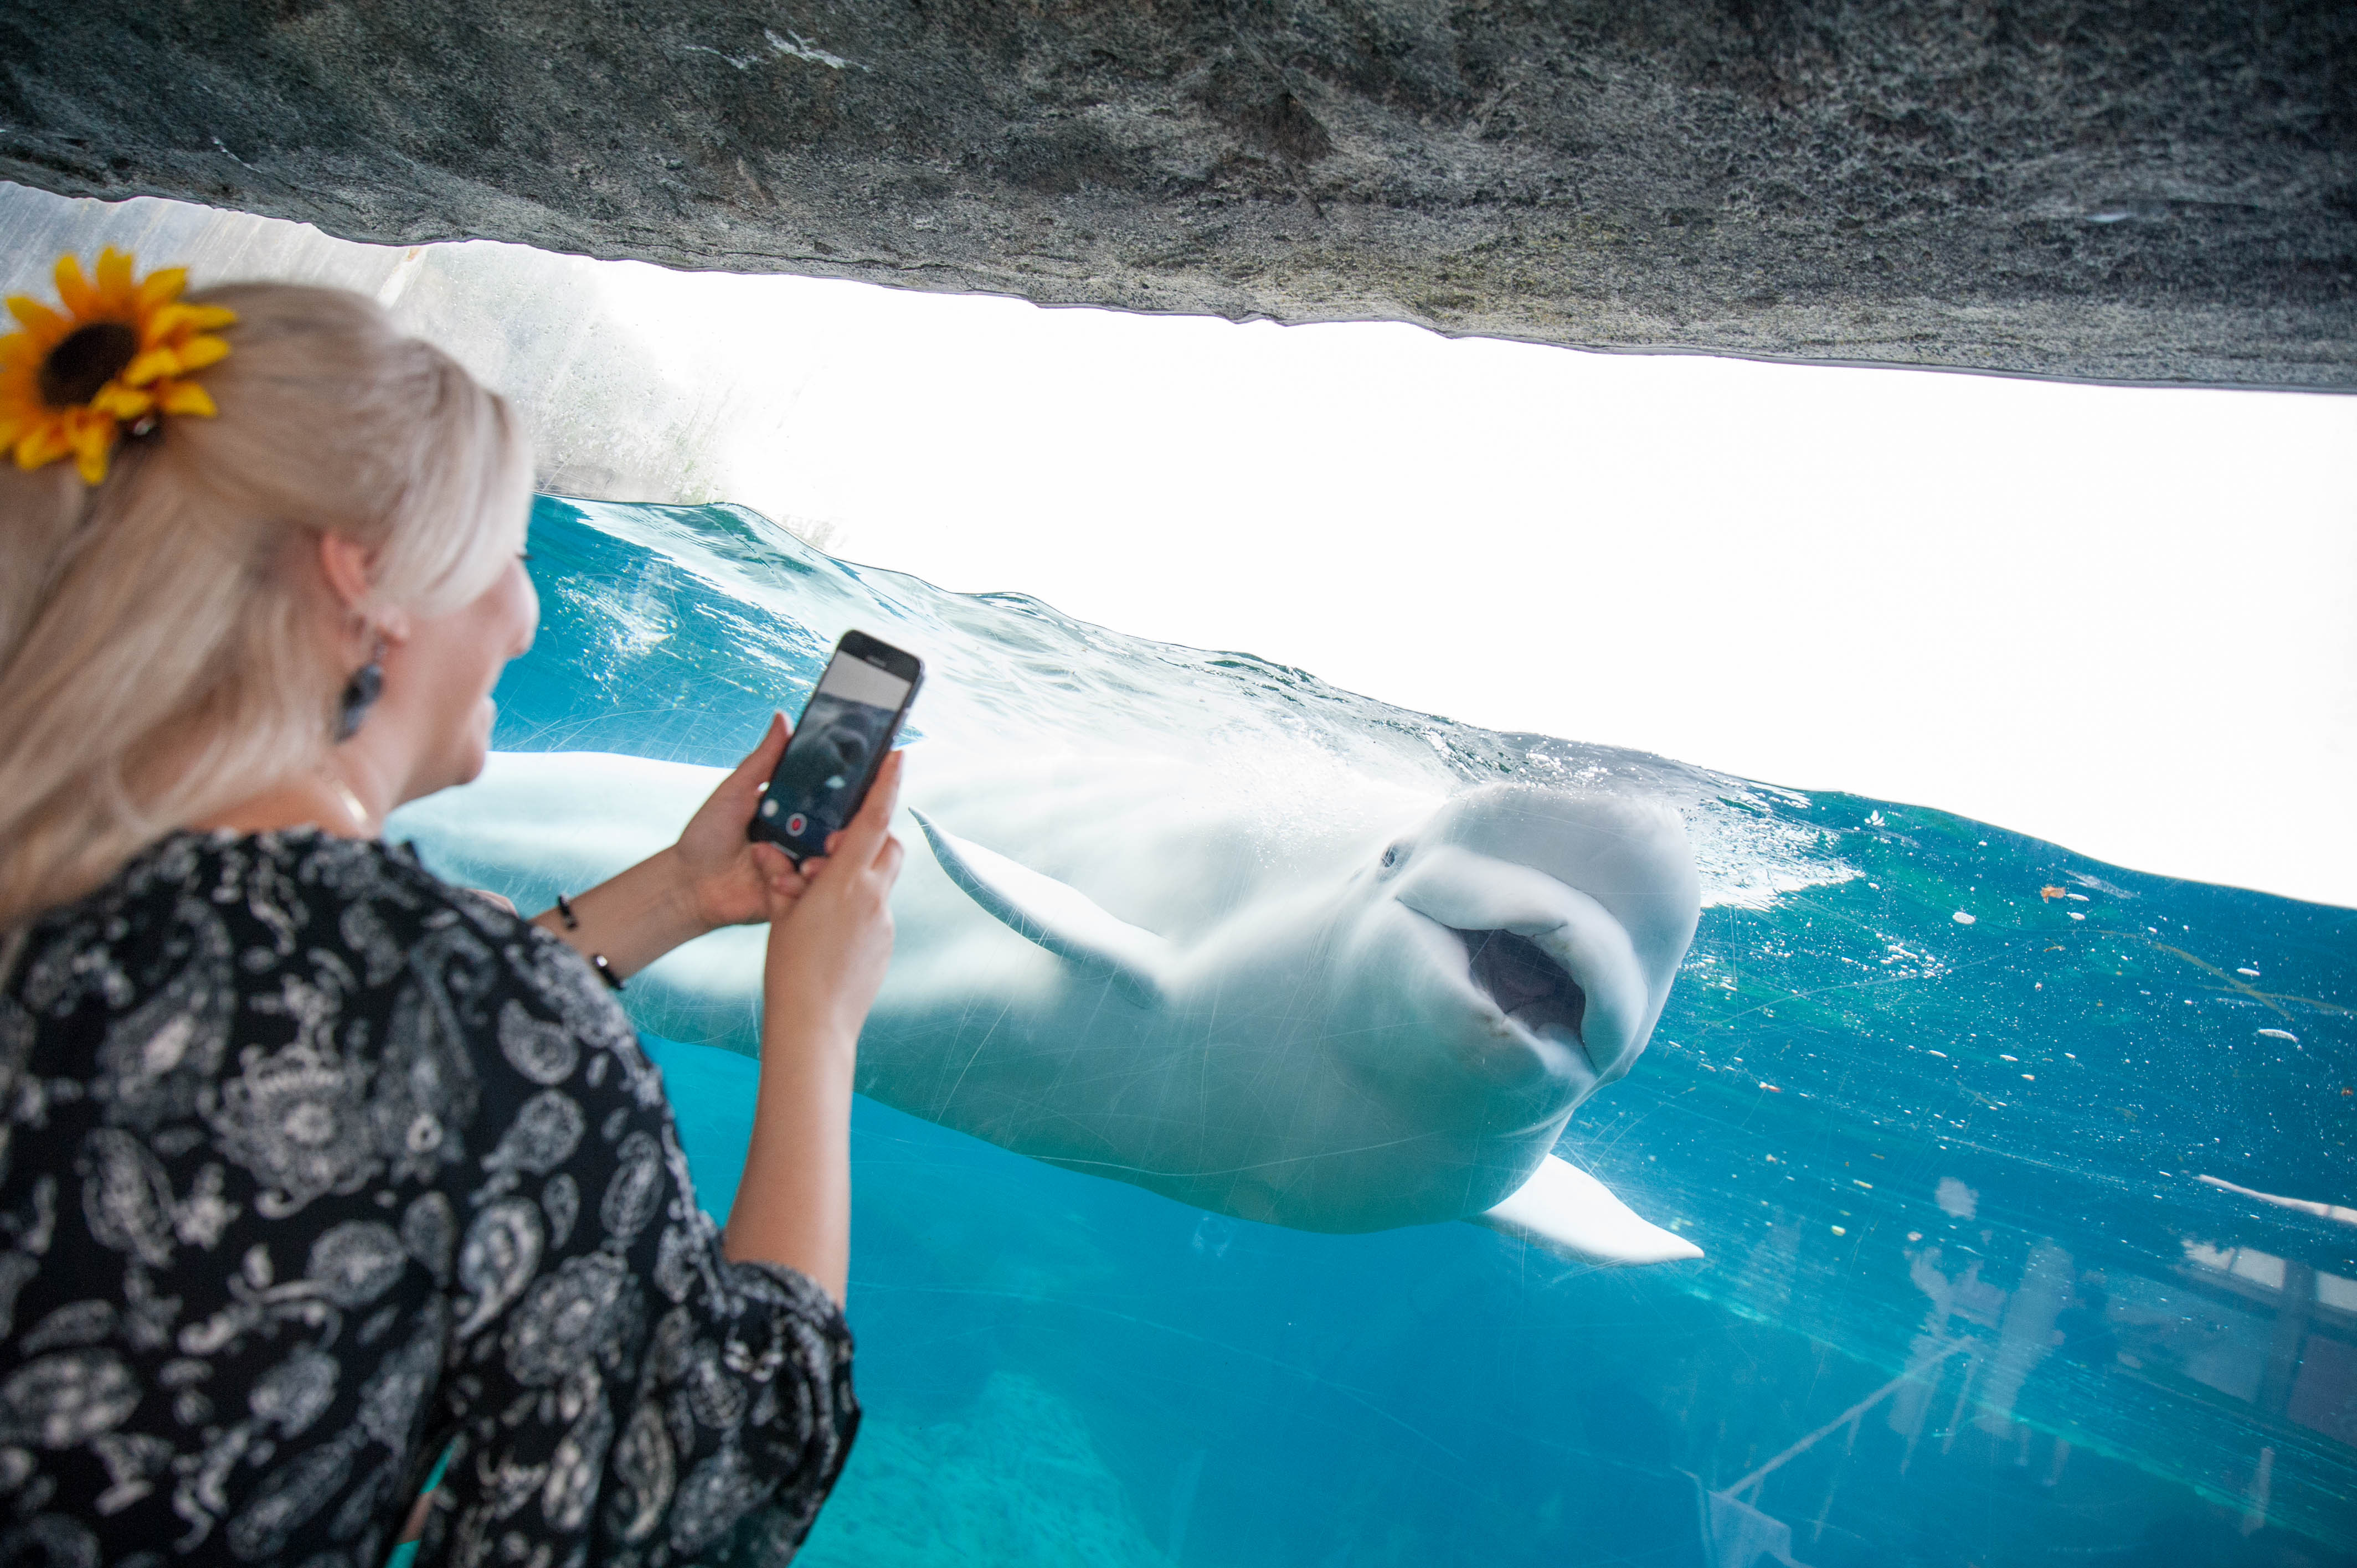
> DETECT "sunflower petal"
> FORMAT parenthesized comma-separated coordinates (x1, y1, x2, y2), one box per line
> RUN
(91, 384, 154, 420)
(135, 266, 190, 313)
(0, 414, 23, 449)
(7, 297, 63, 338)
(94, 249, 136, 311)
(176, 335, 230, 372)
(123, 347, 182, 387)
(70, 416, 115, 484)
(184, 304, 238, 331)
(158, 382, 218, 417)
(16, 424, 70, 471)
(52, 256, 95, 318)
(143, 302, 194, 347)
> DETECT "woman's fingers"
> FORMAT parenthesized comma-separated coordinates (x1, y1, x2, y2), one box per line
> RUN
(686, 713, 790, 852)
(715, 711, 788, 813)
(804, 753, 902, 881)
(750, 840, 806, 898)
(734, 712, 790, 792)
(844, 752, 904, 871)
(721, 712, 783, 789)
(778, 752, 905, 919)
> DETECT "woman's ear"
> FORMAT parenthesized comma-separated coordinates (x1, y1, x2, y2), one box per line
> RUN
(317, 533, 414, 644)
(317, 532, 374, 615)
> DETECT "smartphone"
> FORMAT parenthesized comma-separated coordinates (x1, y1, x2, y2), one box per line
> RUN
(750, 630, 924, 864)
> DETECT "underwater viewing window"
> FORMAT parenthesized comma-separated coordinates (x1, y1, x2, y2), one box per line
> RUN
(5, 180, 2352, 1567)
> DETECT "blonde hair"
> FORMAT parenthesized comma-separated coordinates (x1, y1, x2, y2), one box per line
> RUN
(0, 282, 531, 931)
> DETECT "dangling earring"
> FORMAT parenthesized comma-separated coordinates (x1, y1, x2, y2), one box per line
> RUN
(336, 640, 385, 741)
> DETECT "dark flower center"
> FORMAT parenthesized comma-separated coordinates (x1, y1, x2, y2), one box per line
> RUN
(38, 322, 140, 408)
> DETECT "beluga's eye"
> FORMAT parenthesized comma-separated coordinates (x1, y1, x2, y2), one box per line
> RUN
(1380, 843, 1402, 869)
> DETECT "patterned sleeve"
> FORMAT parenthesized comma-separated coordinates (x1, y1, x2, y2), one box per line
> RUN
(416, 914, 858, 1568)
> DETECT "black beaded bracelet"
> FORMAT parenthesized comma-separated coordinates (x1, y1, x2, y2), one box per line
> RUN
(554, 891, 580, 931)
(589, 952, 624, 991)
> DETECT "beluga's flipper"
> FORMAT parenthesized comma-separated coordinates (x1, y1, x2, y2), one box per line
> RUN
(911, 810, 1176, 1008)
(1470, 1155, 1704, 1265)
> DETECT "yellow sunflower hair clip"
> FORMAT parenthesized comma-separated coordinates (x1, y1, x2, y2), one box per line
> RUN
(0, 249, 235, 486)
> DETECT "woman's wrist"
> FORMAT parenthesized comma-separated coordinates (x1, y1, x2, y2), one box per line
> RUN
(646, 844, 720, 941)
(532, 847, 711, 978)
(758, 957, 864, 1061)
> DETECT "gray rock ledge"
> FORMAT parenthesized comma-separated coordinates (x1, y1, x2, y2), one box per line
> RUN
(3, 0, 2351, 389)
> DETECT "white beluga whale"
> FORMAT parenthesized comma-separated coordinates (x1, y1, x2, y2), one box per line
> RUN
(393, 749, 1706, 1265)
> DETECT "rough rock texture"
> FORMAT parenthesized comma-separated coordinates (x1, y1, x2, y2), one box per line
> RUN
(3, 0, 2351, 387)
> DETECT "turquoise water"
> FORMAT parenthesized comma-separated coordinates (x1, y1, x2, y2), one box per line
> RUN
(461, 495, 2354, 1566)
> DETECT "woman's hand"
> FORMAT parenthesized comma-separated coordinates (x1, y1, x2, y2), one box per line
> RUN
(671, 711, 807, 931)
(759, 748, 905, 1051)
(528, 715, 805, 978)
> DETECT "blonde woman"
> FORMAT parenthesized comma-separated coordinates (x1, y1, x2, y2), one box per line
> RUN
(0, 257, 901, 1564)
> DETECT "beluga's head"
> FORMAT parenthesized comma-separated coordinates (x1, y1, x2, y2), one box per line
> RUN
(1332, 783, 1701, 1132)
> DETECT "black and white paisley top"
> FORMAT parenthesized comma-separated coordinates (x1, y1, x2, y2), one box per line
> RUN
(0, 829, 857, 1566)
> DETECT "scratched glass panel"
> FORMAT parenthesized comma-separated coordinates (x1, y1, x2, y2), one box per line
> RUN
(382, 496, 2353, 1568)
(7, 177, 2350, 1568)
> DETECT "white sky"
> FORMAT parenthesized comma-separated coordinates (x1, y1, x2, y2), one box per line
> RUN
(5, 180, 2352, 905)
(596, 264, 2357, 909)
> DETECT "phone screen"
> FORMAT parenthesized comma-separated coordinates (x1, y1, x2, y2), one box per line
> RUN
(756, 648, 915, 859)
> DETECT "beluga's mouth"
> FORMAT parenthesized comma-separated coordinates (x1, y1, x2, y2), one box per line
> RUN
(1387, 837, 1663, 1090)
(1453, 927, 1587, 1044)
